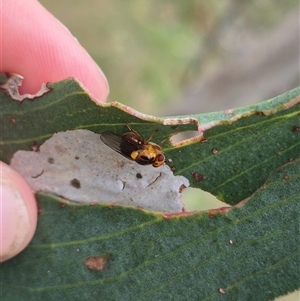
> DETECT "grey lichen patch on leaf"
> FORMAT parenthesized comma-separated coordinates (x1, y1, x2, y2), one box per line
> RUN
(11, 130, 188, 213)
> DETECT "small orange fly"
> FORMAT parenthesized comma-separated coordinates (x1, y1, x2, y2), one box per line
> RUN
(100, 122, 165, 167)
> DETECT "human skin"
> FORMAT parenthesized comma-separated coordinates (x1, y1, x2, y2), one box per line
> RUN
(0, 0, 109, 262)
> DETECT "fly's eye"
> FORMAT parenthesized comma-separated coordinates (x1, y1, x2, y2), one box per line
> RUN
(152, 154, 165, 167)
(156, 154, 165, 162)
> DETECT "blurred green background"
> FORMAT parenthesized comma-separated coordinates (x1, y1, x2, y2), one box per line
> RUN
(38, 1, 299, 299)
(39, 0, 298, 115)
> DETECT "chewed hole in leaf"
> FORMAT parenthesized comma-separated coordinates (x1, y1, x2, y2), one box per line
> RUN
(183, 187, 228, 212)
(170, 131, 229, 211)
(170, 130, 202, 146)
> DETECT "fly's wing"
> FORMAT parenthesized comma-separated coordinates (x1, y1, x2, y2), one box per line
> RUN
(100, 132, 132, 160)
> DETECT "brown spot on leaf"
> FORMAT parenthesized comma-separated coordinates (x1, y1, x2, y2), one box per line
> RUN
(85, 254, 111, 271)
(209, 207, 231, 217)
(70, 178, 81, 189)
(31, 141, 40, 152)
(256, 111, 266, 116)
(292, 125, 299, 133)
(212, 148, 218, 154)
(48, 157, 54, 164)
(10, 118, 16, 124)
(191, 172, 206, 182)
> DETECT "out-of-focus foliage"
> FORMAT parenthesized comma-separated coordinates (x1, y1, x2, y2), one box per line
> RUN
(39, 0, 298, 114)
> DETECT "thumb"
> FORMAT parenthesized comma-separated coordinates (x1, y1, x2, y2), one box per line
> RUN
(2, 0, 109, 102)
(0, 162, 37, 262)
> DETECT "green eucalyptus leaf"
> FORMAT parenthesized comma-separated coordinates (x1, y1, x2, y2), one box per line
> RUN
(1, 159, 299, 300)
(0, 73, 299, 300)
